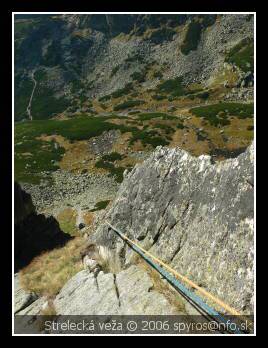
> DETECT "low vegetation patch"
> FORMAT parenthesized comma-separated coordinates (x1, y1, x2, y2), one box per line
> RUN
(156, 77, 187, 97)
(98, 94, 111, 102)
(113, 100, 144, 111)
(129, 128, 170, 148)
(90, 200, 110, 212)
(190, 102, 254, 127)
(181, 21, 202, 55)
(153, 124, 175, 135)
(138, 112, 177, 121)
(225, 37, 254, 73)
(15, 116, 137, 183)
(111, 83, 133, 98)
(32, 85, 71, 120)
(15, 138, 64, 184)
(95, 160, 126, 183)
(57, 208, 78, 236)
(131, 70, 147, 83)
(147, 28, 176, 44)
(186, 91, 210, 100)
(102, 152, 123, 162)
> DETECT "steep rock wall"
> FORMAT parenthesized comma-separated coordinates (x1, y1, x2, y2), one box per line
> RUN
(91, 144, 254, 314)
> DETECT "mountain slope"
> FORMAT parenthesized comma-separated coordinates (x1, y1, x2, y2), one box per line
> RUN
(15, 14, 254, 121)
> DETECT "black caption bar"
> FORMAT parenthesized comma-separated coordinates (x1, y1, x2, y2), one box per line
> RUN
(14, 315, 254, 335)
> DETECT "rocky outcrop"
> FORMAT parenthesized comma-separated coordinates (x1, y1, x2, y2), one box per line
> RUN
(54, 265, 182, 315)
(90, 143, 254, 314)
(14, 273, 38, 314)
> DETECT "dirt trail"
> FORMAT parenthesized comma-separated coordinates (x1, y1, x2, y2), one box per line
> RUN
(26, 70, 37, 121)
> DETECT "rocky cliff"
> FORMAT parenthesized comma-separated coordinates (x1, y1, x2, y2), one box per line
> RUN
(14, 143, 254, 325)
(90, 142, 254, 314)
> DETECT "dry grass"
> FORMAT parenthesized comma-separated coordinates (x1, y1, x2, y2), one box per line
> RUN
(82, 211, 95, 226)
(19, 237, 85, 297)
(57, 208, 78, 236)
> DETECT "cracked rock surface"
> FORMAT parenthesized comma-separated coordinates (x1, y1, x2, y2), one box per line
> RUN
(14, 273, 38, 314)
(54, 265, 181, 315)
(91, 143, 254, 314)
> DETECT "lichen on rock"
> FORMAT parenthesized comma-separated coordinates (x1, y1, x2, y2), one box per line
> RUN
(91, 143, 254, 314)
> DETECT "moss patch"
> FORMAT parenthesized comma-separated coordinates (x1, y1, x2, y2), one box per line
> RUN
(90, 200, 110, 212)
(225, 37, 254, 73)
(181, 21, 202, 55)
(190, 102, 254, 127)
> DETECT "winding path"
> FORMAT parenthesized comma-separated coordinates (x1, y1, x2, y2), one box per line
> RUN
(26, 70, 37, 121)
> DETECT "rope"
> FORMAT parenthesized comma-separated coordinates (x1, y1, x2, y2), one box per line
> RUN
(106, 221, 244, 334)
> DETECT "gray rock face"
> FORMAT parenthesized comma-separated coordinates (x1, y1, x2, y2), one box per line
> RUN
(54, 266, 181, 315)
(91, 143, 254, 314)
(14, 274, 38, 314)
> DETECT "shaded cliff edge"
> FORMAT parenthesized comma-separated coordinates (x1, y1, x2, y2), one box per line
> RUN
(14, 182, 72, 271)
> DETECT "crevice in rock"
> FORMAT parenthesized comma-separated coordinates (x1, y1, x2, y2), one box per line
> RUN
(152, 197, 173, 246)
(113, 274, 121, 307)
(169, 241, 183, 263)
(163, 152, 176, 180)
(14, 294, 38, 315)
(148, 285, 154, 293)
(94, 275, 100, 292)
(246, 179, 254, 188)
(180, 201, 192, 228)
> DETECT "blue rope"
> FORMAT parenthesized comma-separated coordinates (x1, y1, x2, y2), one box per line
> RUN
(109, 225, 243, 334)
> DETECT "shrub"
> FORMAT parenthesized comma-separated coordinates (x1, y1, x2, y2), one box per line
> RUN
(225, 37, 254, 72)
(147, 28, 176, 44)
(94, 159, 126, 183)
(90, 200, 110, 212)
(111, 83, 133, 98)
(190, 102, 254, 127)
(113, 100, 144, 111)
(156, 77, 186, 97)
(131, 71, 146, 83)
(154, 124, 175, 134)
(102, 152, 123, 162)
(128, 110, 141, 115)
(176, 123, 184, 129)
(99, 94, 111, 102)
(95, 159, 114, 170)
(181, 21, 202, 55)
(138, 112, 177, 121)
(129, 129, 170, 148)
